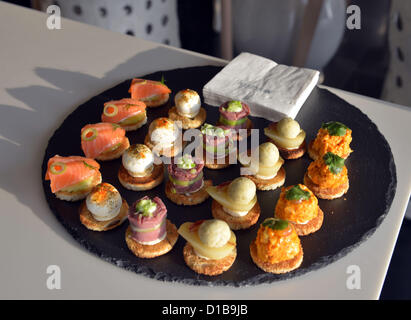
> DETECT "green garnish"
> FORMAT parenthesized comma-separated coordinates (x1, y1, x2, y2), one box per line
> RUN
(81, 127, 98, 141)
(177, 154, 196, 170)
(200, 123, 230, 137)
(111, 123, 121, 130)
(160, 75, 166, 85)
(285, 185, 310, 201)
(262, 218, 289, 230)
(136, 199, 157, 217)
(83, 161, 98, 170)
(103, 104, 118, 117)
(50, 162, 66, 175)
(323, 152, 345, 174)
(219, 115, 247, 126)
(321, 121, 349, 136)
(225, 100, 243, 112)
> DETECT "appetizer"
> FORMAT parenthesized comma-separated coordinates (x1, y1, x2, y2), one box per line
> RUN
(239, 142, 286, 191)
(128, 78, 171, 107)
(79, 183, 129, 231)
(168, 89, 207, 129)
(201, 123, 235, 169)
(274, 184, 323, 236)
(144, 117, 183, 158)
(304, 152, 349, 200)
(264, 117, 306, 159)
(250, 218, 303, 274)
(308, 121, 353, 160)
(118, 144, 164, 191)
(81, 122, 130, 161)
(125, 196, 178, 258)
(165, 154, 212, 206)
(45, 155, 102, 201)
(206, 177, 260, 230)
(178, 219, 237, 276)
(217, 100, 253, 140)
(101, 98, 147, 131)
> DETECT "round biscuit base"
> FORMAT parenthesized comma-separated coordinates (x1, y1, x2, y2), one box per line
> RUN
(165, 180, 212, 206)
(203, 149, 236, 170)
(95, 138, 130, 161)
(118, 163, 164, 191)
(289, 208, 324, 236)
(245, 167, 286, 191)
(274, 140, 306, 160)
(168, 106, 206, 129)
(125, 220, 178, 258)
(250, 241, 303, 274)
(144, 93, 169, 107)
(79, 199, 129, 231)
(303, 172, 349, 200)
(211, 200, 260, 230)
(183, 242, 237, 276)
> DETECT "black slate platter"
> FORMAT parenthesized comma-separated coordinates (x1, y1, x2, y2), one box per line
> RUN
(41, 66, 397, 286)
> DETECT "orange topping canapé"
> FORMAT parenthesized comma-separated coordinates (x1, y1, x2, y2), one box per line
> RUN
(307, 153, 348, 188)
(275, 184, 318, 224)
(255, 219, 301, 264)
(311, 122, 352, 158)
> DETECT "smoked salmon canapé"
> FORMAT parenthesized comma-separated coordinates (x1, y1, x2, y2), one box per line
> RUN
(45, 155, 102, 201)
(81, 122, 130, 161)
(101, 98, 147, 131)
(128, 78, 171, 107)
(250, 218, 303, 274)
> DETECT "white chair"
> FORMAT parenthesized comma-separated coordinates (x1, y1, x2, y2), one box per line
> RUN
(34, 0, 181, 47)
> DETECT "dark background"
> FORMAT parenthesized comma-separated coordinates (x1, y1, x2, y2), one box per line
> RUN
(5, 0, 410, 299)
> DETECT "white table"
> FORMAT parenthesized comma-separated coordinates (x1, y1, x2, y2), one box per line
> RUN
(1, 2, 410, 300)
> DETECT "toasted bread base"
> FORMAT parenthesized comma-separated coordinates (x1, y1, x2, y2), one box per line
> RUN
(250, 241, 303, 274)
(217, 118, 253, 141)
(203, 149, 236, 170)
(144, 134, 185, 158)
(79, 199, 129, 231)
(244, 167, 286, 191)
(287, 207, 324, 236)
(120, 116, 147, 132)
(303, 172, 349, 200)
(55, 173, 102, 201)
(96, 137, 130, 161)
(270, 139, 306, 160)
(144, 93, 169, 107)
(308, 140, 350, 161)
(165, 180, 212, 206)
(211, 200, 260, 230)
(168, 106, 206, 129)
(118, 163, 164, 191)
(183, 242, 237, 276)
(125, 220, 178, 258)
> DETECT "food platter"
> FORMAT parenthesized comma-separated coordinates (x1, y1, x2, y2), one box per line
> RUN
(41, 66, 397, 286)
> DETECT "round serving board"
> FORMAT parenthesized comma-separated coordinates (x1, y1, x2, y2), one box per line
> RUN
(41, 66, 397, 286)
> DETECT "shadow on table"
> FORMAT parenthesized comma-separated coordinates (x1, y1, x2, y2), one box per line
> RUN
(0, 46, 224, 247)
